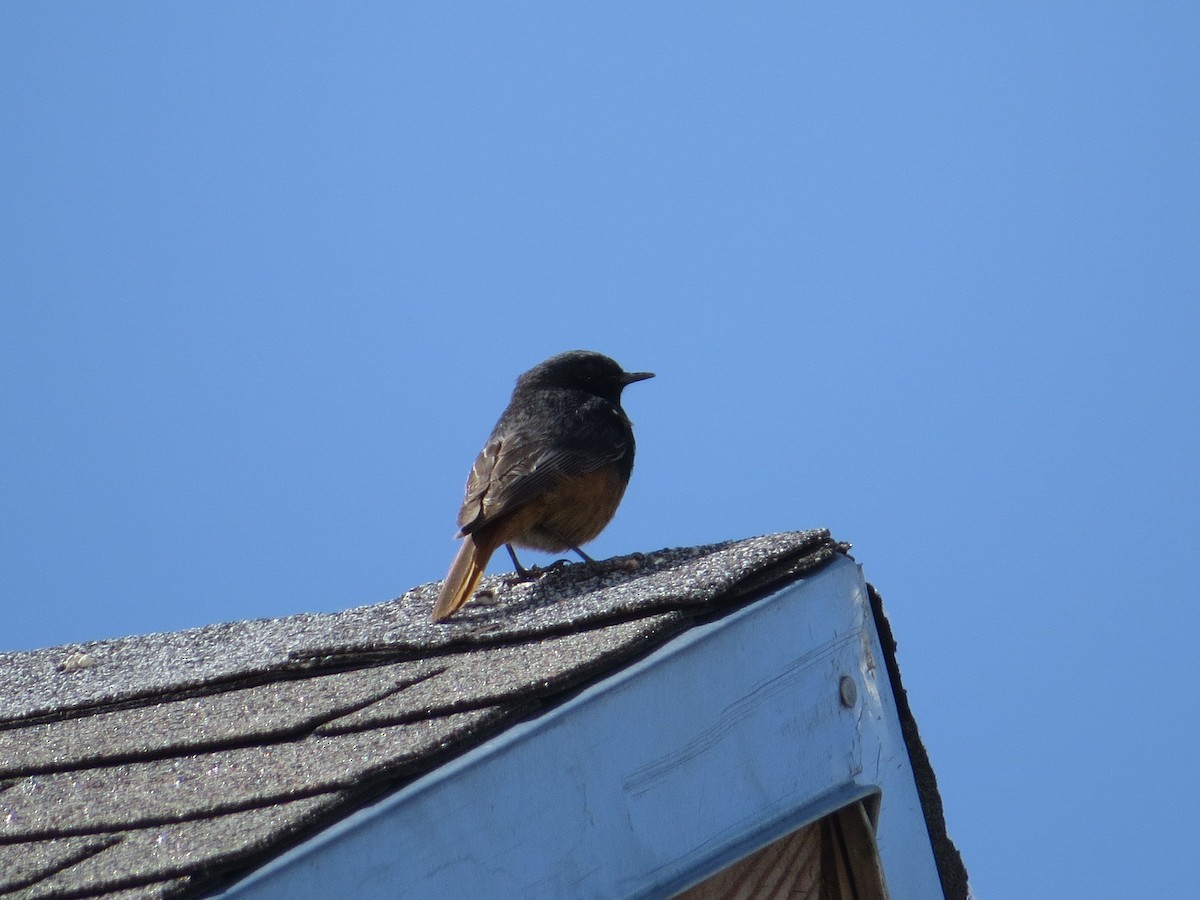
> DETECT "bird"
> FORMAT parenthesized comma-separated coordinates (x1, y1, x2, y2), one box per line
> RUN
(431, 350, 653, 622)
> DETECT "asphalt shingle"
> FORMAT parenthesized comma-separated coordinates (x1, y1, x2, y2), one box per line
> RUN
(0, 530, 843, 899)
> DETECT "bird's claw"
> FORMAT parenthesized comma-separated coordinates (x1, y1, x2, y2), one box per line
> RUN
(501, 558, 572, 586)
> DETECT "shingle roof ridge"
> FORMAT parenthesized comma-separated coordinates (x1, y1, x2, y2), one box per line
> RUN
(0, 529, 839, 727)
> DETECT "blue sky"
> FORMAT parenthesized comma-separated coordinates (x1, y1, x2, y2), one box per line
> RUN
(3, 4, 1197, 897)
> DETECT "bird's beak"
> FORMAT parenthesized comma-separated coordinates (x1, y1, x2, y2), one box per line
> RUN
(623, 371, 655, 384)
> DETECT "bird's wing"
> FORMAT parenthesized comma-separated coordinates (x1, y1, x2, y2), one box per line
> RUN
(456, 434, 627, 535)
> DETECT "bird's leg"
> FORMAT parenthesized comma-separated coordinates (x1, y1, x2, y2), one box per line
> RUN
(502, 544, 566, 584)
(542, 526, 603, 574)
(501, 542, 578, 586)
(566, 542, 595, 564)
(505, 544, 537, 579)
(568, 543, 603, 573)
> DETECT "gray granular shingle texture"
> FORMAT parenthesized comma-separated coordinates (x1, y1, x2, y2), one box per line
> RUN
(0, 529, 843, 900)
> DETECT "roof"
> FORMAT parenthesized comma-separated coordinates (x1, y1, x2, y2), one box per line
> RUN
(0, 529, 954, 900)
(1, 530, 967, 899)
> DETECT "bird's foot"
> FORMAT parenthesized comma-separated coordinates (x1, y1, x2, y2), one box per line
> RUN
(501, 558, 571, 586)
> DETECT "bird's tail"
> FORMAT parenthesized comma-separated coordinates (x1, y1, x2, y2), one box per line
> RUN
(432, 532, 496, 622)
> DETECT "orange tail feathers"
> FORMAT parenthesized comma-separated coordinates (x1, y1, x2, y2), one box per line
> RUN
(432, 531, 499, 622)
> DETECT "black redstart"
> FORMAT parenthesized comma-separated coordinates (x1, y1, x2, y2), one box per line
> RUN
(432, 350, 653, 622)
